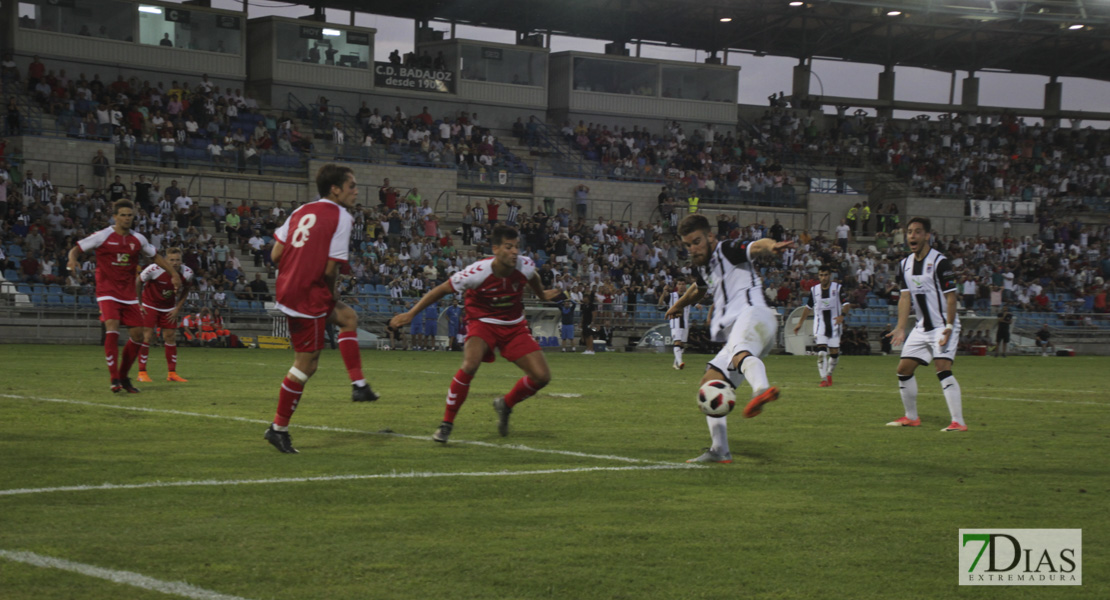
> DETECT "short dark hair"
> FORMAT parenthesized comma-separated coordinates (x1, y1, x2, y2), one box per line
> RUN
(818, 264, 831, 274)
(491, 224, 519, 245)
(315, 164, 354, 198)
(113, 199, 134, 214)
(907, 216, 931, 233)
(678, 214, 711, 237)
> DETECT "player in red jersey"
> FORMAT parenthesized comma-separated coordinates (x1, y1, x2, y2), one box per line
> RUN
(264, 164, 379, 454)
(135, 247, 193, 383)
(68, 199, 181, 393)
(389, 225, 562, 443)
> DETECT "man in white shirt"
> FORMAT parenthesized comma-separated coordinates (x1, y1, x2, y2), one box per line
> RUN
(835, 219, 851, 251)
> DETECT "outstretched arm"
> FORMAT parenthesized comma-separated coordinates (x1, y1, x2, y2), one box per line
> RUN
(389, 281, 454, 329)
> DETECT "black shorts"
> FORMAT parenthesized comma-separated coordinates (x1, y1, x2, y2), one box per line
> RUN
(996, 330, 1010, 343)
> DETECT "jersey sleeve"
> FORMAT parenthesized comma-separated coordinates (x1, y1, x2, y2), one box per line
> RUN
(273, 212, 293, 244)
(694, 270, 708, 290)
(896, 260, 908, 292)
(328, 208, 352, 263)
(936, 257, 958, 293)
(77, 227, 112, 252)
(517, 256, 537, 280)
(140, 264, 163, 282)
(182, 265, 195, 282)
(449, 260, 488, 292)
(804, 289, 815, 308)
(133, 232, 157, 257)
(719, 239, 750, 266)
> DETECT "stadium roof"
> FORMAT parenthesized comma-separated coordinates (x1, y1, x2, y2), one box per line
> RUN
(322, 0, 1110, 82)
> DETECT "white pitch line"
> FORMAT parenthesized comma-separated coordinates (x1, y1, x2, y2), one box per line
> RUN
(0, 464, 697, 498)
(0, 394, 681, 465)
(0, 549, 253, 600)
(546, 393, 583, 398)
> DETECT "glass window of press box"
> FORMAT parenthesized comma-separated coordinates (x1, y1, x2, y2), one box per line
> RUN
(661, 66, 735, 103)
(18, 0, 135, 42)
(572, 57, 656, 96)
(275, 23, 371, 68)
(459, 46, 544, 87)
(138, 6, 242, 54)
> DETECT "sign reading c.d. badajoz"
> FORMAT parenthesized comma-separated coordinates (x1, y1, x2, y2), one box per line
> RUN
(374, 63, 454, 94)
(959, 529, 1081, 586)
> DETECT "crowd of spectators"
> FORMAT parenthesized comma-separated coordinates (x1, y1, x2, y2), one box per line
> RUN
(6, 55, 313, 171)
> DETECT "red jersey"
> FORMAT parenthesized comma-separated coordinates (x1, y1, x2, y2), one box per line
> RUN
(140, 264, 194, 311)
(273, 198, 352, 318)
(449, 256, 536, 325)
(77, 226, 156, 303)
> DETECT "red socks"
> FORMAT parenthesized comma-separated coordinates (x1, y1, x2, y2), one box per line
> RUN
(119, 338, 140, 379)
(337, 331, 364, 383)
(443, 369, 474, 423)
(138, 343, 150, 371)
(104, 331, 120, 380)
(165, 343, 178, 372)
(274, 376, 304, 427)
(504, 376, 546, 408)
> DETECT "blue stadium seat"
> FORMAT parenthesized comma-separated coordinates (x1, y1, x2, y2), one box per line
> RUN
(79, 296, 96, 307)
(30, 293, 44, 305)
(45, 294, 63, 306)
(32, 284, 47, 295)
(16, 284, 32, 294)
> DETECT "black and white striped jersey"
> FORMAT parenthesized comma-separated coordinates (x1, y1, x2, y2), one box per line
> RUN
(694, 239, 767, 339)
(896, 248, 959, 332)
(806, 282, 845, 337)
(667, 290, 690, 330)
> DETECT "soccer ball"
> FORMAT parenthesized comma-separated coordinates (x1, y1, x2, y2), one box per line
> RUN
(697, 380, 736, 417)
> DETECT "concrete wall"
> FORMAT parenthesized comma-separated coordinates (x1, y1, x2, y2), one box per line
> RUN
(18, 136, 114, 191)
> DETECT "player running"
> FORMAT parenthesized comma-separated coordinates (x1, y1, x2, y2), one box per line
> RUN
(264, 164, 380, 454)
(666, 215, 792, 464)
(136, 247, 193, 383)
(68, 199, 181, 393)
(884, 217, 967, 432)
(389, 224, 562, 443)
(792, 265, 849, 387)
(659, 281, 690, 369)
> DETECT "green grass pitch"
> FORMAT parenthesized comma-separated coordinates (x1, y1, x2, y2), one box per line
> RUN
(0, 344, 1105, 599)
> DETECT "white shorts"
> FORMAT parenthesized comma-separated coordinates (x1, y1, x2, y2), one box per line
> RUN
(670, 327, 688, 344)
(901, 326, 960, 365)
(814, 334, 841, 349)
(707, 306, 777, 388)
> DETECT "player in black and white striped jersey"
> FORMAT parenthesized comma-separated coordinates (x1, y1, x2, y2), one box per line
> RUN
(885, 217, 967, 432)
(667, 215, 793, 464)
(659, 281, 691, 369)
(792, 265, 849, 387)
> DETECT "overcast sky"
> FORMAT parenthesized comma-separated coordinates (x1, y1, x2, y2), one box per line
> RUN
(210, 0, 1109, 125)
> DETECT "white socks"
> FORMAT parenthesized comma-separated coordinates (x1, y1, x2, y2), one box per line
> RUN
(898, 374, 918, 420)
(707, 415, 729, 455)
(817, 350, 828, 377)
(740, 356, 769, 394)
(939, 371, 964, 425)
(673, 346, 684, 364)
(827, 355, 838, 376)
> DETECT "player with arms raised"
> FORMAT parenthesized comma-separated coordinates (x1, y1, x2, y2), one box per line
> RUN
(885, 217, 967, 432)
(792, 265, 849, 387)
(659, 280, 691, 370)
(390, 225, 562, 443)
(68, 199, 181, 393)
(666, 215, 792, 463)
(264, 164, 379, 454)
(136, 247, 193, 383)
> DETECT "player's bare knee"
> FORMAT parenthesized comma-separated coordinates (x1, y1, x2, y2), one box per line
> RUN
(531, 369, 551, 387)
(730, 351, 752, 370)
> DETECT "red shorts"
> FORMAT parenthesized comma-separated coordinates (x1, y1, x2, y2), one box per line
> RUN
(466, 320, 541, 363)
(288, 316, 326, 353)
(98, 300, 143, 327)
(142, 308, 179, 330)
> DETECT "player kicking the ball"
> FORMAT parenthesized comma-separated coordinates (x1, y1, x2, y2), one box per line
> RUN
(884, 217, 967, 432)
(264, 164, 380, 454)
(389, 225, 562, 443)
(68, 199, 181, 393)
(136, 247, 193, 383)
(667, 215, 792, 463)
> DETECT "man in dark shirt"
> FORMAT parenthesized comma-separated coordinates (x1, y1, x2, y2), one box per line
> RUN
(995, 306, 1014, 357)
(133, 175, 152, 213)
(108, 176, 127, 202)
(1035, 324, 1054, 356)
